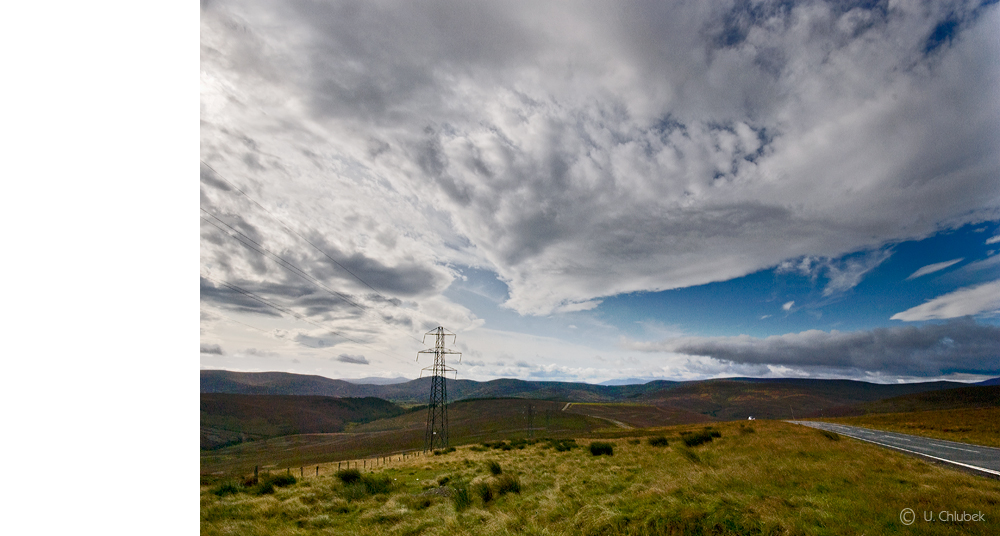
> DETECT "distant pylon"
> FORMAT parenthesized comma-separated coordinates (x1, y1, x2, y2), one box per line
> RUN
(417, 327, 461, 451)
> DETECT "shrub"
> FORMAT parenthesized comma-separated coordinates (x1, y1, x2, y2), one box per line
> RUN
(648, 436, 669, 447)
(820, 430, 840, 441)
(269, 473, 297, 487)
(487, 461, 503, 475)
(682, 430, 715, 447)
(361, 473, 394, 495)
(256, 480, 276, 495)
(335, 468, 362, 484)
(437, 476, 451, 486)
(589, 441, 614, 456)
(433, 450, 443, 456)
(211, 481, 242, 496)
(494, 474, 521, 496)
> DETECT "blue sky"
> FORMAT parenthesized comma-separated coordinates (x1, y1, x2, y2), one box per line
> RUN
(198, 0, 1000, 383)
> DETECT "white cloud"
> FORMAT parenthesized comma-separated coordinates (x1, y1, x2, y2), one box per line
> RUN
(906, 258, 963, 280)
(782, 301, 794, 311)
(987, 235, 1000, 245)
(891, 279, 1000, 321)
(200, 1, 1000, 318)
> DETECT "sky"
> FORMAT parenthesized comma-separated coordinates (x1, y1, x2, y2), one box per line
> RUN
(199, 0, 1000, 384)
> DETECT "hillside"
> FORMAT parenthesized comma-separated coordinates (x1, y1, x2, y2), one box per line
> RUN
(202, 370, 975, 420)
(201, 394, 405, 449)
(828, 384, 1000, 416)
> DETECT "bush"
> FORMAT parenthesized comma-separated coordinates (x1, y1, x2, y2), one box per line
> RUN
(681, 430, 715, 447)
(494, 474, 521, 496)
(589, 441, 614, 456)
(361, 473, 394, 495)
(648, 436, 669, 447)
(211, 481, 242, 496)
(487, 461, 503, 475)
(269, 473, 297, 487)
(335, 468, 362, 484)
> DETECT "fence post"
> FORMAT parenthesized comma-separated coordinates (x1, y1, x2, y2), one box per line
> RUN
(300, 467, 303, 478)
(316, 466, 319, 477)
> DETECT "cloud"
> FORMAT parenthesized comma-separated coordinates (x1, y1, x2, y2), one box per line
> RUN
(782, 301, 794, 311)
(336, 353, 370, 365)
(200, 344, 224, 355)
(986, 235, 1000, 245)
(891, 279, 1000, 321)
(629, 318, 1000, 376)
(202, 0, 1000, 317)
(906, 258, 964, 280)
(777, 249, 893, 296)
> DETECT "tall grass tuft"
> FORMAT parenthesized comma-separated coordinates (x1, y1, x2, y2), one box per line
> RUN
(487, 461, 503, 475)
(648, 435, 669, 447)
(452, 485, 472, 511)
(589, 441, 614, 456)
(495, 474, 521, 496)
(474, 481, 494, 504)
(335, 468, 362, 484)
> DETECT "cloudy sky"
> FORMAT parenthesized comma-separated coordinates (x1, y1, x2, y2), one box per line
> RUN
(200, 0, 1000, 384)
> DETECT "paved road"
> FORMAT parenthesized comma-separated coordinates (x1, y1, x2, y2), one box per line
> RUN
(790, 421, 1000, 478)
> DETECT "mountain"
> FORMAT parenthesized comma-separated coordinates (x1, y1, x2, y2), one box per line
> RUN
(632, 378, 965, 420)
(201, 370, 967, 419)
(974, 377, 1000, 386)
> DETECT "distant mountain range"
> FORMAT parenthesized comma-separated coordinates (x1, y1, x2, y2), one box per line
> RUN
(201, 370, 997, 420)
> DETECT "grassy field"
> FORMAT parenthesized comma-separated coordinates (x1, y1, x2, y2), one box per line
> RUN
(201, 420, 1000, 535)
(820, 407, 1000, 448)
(202, 399, 612, 475)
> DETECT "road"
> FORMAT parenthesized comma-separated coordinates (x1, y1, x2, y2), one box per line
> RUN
(790, 421, 1000, 478)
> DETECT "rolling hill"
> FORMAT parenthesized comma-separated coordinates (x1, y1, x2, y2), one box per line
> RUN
(200, 394, 405, 449)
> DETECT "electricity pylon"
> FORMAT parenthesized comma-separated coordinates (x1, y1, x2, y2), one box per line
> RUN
(417, 327, 461, 451)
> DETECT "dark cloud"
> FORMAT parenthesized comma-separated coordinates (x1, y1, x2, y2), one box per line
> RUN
(635, 318, 1000, 377)
(336, 353, 369, 365)
(200, 343, 224, 355)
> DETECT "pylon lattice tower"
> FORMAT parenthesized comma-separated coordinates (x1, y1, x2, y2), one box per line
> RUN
(417, 327, 461, 451)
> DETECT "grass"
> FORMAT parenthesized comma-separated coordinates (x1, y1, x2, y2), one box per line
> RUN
(820, 407, 1000, 448)
(201, 420, 1000, 535)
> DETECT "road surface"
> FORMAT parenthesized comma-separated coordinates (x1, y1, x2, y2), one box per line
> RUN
(790, 421, 1000, 478)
